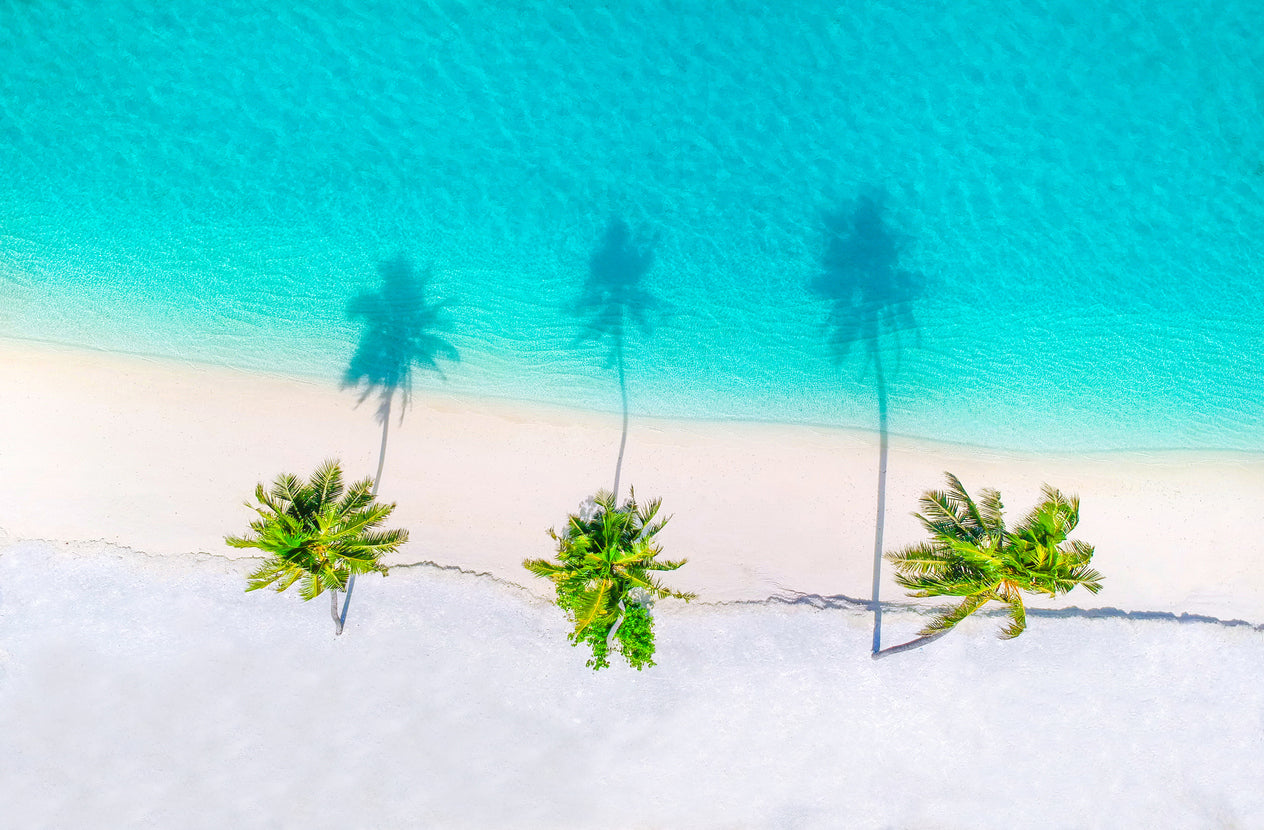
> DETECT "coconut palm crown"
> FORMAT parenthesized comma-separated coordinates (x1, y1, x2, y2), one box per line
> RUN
(227, 460, 408, 603)
(524, 489, 695, 670)
(885, 473, 1103, 639)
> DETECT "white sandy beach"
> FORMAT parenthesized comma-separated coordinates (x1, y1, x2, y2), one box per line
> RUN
(2, 338, 1263, 623)
(7, 336, 1264, 621)
(2, 338, 1264, 828)
(2, 538, 1262, 829)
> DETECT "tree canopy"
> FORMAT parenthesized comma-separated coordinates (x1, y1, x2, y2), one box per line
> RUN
(524, 489, 695, 670)
(886, 473, 1103, 639)
(228, 460, 408, 602)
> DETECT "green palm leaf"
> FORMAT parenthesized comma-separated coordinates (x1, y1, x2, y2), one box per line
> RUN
(999, 593, 1028, 639)
(572, 578, 615, 632)
(888, 473, 1103, 640)
(525, 488, 693, 670)
(921, 592, 993, 635)
(228, 460, 408, 622)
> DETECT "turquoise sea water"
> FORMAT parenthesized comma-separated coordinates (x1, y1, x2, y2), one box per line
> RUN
(2, 0, 1262, 452)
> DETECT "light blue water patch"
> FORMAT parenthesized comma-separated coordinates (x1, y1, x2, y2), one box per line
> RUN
(2, 0, 1262, 451)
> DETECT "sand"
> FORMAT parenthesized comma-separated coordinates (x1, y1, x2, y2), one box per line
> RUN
(2, 337, 1262, 623)
(3, 337, 1263, 827)
(2, 539, 1261, 829)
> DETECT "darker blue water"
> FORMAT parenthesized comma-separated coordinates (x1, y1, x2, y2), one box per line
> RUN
(2, 0, 1262, 451)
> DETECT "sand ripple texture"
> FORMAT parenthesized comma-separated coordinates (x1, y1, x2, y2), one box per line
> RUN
(1, 540, 1262, 828)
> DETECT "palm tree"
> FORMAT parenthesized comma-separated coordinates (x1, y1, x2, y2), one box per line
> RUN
(227, 460, 409, 634)
(885, 473, 1102, 639)
(524, 489, 695, 670)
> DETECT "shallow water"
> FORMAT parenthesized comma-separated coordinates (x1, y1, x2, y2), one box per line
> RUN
(2, 0, 1262, 451)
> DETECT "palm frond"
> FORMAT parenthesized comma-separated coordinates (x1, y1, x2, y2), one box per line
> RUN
(351, 528, 409, 551)
(225, 533, 263, 551)
(572, 578, 614, 634)
(917, 488, 975, 541)
(310, 459, 344, 509)
(889, 473, 1102, 641)
(643, 555, 688, 572)
(976, 487, 1005, 535)
(245, 559, 292, 592)
(1015, 485, 1079, 541)
(252, 482, 288, 518)
(1064, 539, 1096, 566)
(298, 572, 322, 602)
(1067, 565, 1104, 593)
(944, 471, 988, 534)
(919, 592, 992, 636)
(272, 473, 304, 509)
(998, 593, 1027, 639)
(335, 478, 378, 518)
(522, 558, 569, 580)
(884, 542, 958, 576)
(591, 489, 616, 513)
(526, 490, 690, 669)
(229, 461, 406, 608)
(896, 572, 998, 598)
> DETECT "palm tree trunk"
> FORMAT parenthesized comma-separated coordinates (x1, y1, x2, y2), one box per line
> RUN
(870, 351, 889, 654)
(871, 629, 948, 659)
(606, 597, 628, 655)
(335, 390, 393, 635)
(612, 336, 630, 503)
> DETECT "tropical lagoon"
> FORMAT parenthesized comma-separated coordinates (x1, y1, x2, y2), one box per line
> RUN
(2, 0, 1263, 826)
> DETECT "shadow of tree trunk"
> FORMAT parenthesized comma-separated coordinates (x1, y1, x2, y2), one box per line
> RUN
(372, 393, 393, 496)
(871, 629, 948, 659)
(573, 217, 664, 502)
(336, 255, 458, 634)
(870, 351, 889, 654)
(810, 189, 924, 654)
(612, 335, 630, 502)
(333, 392, 395, 633)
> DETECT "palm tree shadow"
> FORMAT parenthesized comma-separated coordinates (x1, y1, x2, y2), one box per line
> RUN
(809, 189, 924, 654)
(334, 254, 458, 634)
(572, 217, 668, 500)
(812, 191, 921, 370)
(344, 254, 460, 488)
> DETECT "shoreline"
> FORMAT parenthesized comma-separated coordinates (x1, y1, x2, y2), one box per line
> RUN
(2, 337, 1263, 622)
(9, 334, 1263, 462)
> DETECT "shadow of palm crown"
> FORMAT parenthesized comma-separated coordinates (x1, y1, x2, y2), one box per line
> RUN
(574, 217, 667, 363)
(343, 254, 459, 419)
(811, 190, 923, 367)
